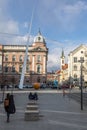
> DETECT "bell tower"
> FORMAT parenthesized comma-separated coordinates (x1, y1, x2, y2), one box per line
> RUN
(60, 49, 65, 69)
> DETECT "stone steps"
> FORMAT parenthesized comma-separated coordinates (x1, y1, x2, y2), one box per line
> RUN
(26, 105, 38, 110)
(25, 100, 39, 121)
(25, 110, 39, 121)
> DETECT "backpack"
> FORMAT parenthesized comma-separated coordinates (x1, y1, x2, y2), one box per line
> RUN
(4, 99, 9, 107)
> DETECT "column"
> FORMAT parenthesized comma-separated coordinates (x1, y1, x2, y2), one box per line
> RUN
(32, 55, 35, 73)
(43, 55, 46, 74)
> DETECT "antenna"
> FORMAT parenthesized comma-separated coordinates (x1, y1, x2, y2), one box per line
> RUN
(19, 5, 35, 89)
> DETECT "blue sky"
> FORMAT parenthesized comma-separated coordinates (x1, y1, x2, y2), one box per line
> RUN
(0, 0, 87, 71)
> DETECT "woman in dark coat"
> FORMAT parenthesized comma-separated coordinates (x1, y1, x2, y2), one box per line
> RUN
(9, 95, 16, 114)
(4, 93, 10, 122)
(4, 93, 16, 122)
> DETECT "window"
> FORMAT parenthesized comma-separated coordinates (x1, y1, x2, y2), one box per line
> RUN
(5, 55, 8, 61)
(62, 59, 64, 64)
(26, 65, 29, 73)
(37, 76, 40, 82)
(74, 74, 77, 81)
(27, 55, 30, 62)
(12, 65, 15, 72)
(81, 51, 83, 53)
(37, 65, 41, 73)
(19, 65, 22, 73)
(37, 55, 41, 62)
(12, 55, 16, 61)
(73, 65, 77, 71)
(73, 57, 77, 63)
(80, 57, 84, 62)
(19, 55, 23, 62)
(5, 65, 8, 72)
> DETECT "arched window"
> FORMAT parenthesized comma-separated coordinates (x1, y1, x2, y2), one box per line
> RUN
(19, 65, 22, 73)
(73, 65, 77, 71)
(12, 65, 15, 72)
(5, 55, 8, 61)
(26, 65, 29, 73)
(74, 74, 77, 81)
(37, 65, 41, 73)
(5, 65, 8, 72)
(37, 55, 41, 62)
(37, 76, 40, 82)
(12, 55, 16, 61)
(19, 55, 23, 62)
(74, 74, 77, 78)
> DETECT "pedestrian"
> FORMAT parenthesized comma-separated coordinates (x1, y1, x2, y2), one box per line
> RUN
(34, 92, 38, 100)
(4, 93, 10, 122)
(4, 93, 16, 122)
(28, 92, 38, 100)
(9, 94, 16, 114)
(63, 89, 65, 97)
(28, 92, 33, 100)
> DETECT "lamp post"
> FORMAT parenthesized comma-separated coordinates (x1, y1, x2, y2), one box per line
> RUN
(78, 59, 84, 110)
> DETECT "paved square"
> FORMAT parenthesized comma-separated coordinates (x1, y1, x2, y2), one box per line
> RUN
(0, 90, 87, 130)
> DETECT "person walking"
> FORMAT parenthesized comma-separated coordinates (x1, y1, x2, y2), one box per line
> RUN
(9, 94, 16, 114)
(4, 93, 16, 122)
(4, 93, 10, 122)
(63, 88, 66, 97)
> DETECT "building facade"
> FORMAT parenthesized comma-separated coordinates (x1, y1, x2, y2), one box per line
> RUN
(0, 31, 48, 86)
(68, 44, 87, 86)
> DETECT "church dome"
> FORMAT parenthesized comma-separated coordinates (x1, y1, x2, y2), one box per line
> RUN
(34, 30, 46, 44)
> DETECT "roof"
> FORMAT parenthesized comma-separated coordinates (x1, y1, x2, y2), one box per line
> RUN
(68, 44, 87, 56)
(34, 30, 46, 44)
(62, 64, 68, 70)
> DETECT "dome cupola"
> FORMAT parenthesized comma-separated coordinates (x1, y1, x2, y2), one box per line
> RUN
(34, 30, 46, 44)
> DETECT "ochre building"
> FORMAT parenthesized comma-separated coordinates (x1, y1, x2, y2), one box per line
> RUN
(0, 31, 48, 86)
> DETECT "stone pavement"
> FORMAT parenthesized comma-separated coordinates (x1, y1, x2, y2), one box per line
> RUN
(0, 90, 87, 130)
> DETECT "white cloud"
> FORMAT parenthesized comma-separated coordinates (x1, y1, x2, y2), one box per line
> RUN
(47, 47, 62, 71)
(0, 0, 87, 72)
(56, 1, 87, 29)
(37, 0, 87, 31)
(0, 0, 19, 36)
(0, 20, 19, 34)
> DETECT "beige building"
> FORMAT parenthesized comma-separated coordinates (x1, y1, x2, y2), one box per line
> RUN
(0, 31, 48, 86)
(68, 44, 87, 86)
(54, 44, 87, 87)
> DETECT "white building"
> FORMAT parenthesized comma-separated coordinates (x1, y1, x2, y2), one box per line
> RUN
(68, 44, 87, 86)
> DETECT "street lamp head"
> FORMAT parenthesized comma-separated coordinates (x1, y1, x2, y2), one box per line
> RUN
(78, 59, 84, 63)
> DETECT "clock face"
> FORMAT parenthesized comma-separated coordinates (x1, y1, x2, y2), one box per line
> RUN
(38, 37, 41, 41)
